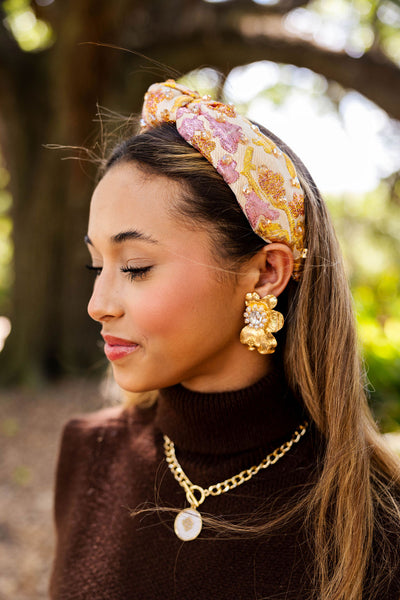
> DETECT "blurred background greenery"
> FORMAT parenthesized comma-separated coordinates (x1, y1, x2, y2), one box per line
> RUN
(0, 0, 399, 429)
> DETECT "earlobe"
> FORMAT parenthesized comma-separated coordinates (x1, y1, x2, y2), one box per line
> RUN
(254, 243, 294, 298)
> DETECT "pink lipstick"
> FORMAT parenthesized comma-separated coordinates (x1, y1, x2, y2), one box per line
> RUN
(102, 335, 139, 362)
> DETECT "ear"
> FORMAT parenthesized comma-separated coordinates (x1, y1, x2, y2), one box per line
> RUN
(253, 243, 294, 298)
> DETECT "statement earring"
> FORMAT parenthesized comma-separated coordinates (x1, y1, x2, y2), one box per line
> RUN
(240, 292, 284, 355)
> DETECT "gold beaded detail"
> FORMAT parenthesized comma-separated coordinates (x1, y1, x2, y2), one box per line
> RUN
(141, 79, 307, 280)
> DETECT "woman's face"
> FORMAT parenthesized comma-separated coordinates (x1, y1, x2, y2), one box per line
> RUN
(86, 162, 268, 393)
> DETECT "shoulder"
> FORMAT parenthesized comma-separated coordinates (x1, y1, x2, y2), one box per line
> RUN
(60, 403, 156, 446)
(55, 403, 158, 482)
(56, 402, 158, 480)
(53, 403, 158, 522)
(61, 405, 127, 437)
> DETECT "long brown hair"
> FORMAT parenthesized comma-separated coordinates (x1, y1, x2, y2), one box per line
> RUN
(103, 122, 400, 600)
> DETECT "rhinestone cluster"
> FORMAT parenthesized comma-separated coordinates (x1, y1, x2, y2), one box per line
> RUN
(243, 304, 267, 330)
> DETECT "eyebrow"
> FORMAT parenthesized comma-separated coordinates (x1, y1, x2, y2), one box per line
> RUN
(84, 229, 159, 247)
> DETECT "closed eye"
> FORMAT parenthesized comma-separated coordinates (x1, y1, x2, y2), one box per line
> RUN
(85, 264, 153, 281)
(120, 266, 153, 281)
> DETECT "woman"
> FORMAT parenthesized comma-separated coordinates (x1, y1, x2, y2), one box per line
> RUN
(50, 79, 400, 599)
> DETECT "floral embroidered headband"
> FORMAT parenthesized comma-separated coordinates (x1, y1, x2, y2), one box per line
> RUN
(141, 79, 307, 280)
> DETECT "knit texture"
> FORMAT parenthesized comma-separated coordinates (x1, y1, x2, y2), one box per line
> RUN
(50, 372, 400, 599)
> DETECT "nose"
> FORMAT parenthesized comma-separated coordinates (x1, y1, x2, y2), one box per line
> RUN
(87, 274, 124, 323)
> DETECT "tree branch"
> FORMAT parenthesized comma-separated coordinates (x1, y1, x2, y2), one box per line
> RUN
(139, 31, 400, 120)
(211, 0, 310, 15)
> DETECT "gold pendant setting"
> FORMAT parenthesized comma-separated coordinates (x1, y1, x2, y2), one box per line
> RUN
(164, 422, 308, 542)
(174, 508, 203, 541)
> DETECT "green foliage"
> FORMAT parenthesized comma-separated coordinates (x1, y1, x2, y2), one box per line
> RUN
(178, 68, 222, 98)
(2, 0, 54, 52)
(327, 182, 400, 431)
(0, 164, 12, 313)
(289, 0, 400, 64)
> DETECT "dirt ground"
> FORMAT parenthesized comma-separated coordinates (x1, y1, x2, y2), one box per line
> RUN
(1, 379, 400, 600)
(0, 378, 106, 600)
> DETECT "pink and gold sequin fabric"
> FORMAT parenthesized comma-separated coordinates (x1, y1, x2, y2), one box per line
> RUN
(141, 79, 306, 279)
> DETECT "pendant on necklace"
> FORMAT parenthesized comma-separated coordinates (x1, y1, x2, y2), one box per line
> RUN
(174, 508, 202, 541)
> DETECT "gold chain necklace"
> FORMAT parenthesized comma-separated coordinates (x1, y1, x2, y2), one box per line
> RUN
(163, 421, 308, 541)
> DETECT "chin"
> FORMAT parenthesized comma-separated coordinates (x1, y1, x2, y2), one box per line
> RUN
(111, 365, 172, 394)
(113, 373, 156, 394)
(110, 356, 207, 393)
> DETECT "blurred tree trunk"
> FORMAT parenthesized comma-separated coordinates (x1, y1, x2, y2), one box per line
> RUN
(0, 0, 145, 383)
(0, 0, 399, 383)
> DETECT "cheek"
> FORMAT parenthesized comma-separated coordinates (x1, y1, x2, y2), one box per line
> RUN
(144, 284, 206, 336)
(129, 267, 231, 340)
(137, 294, 189, 336)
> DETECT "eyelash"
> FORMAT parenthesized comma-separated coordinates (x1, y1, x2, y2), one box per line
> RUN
(121, 265, 152, 281)
(85, 265, 152, 281)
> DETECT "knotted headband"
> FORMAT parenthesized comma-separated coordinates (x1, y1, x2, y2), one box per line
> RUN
(141, 79, 307, 280)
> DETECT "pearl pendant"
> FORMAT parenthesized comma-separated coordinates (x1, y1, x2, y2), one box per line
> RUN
(174, 508, 203, 541)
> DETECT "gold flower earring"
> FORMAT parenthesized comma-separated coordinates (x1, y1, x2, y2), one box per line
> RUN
(240, 292, 284, 355)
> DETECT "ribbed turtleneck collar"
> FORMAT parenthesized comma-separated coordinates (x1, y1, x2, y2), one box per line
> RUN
(155, 370, 306, 455)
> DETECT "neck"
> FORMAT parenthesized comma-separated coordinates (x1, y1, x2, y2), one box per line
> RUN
(180, 348, 275, 394)
(155, 368, 306, 455)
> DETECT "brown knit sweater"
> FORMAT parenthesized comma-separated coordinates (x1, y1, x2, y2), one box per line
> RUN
(49, 373, 400, 599)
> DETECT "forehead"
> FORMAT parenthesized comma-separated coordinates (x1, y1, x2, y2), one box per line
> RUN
(89, 163, 182, 232)
(88, 162, 214, 260)
(91, 163, 181, 219)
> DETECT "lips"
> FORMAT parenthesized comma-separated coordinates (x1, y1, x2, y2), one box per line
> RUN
(101, 335, 139, 362)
